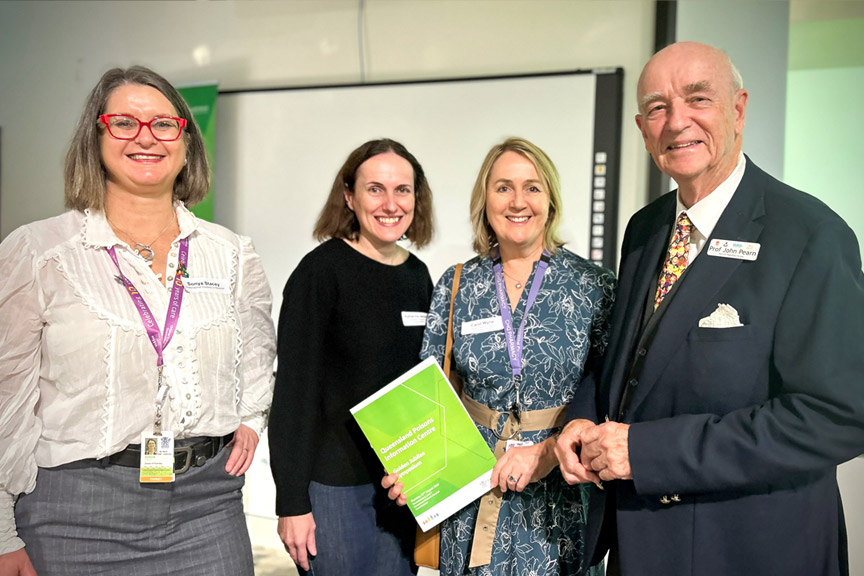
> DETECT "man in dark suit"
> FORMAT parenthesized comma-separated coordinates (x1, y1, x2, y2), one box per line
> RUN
(556, 41, 864, 576)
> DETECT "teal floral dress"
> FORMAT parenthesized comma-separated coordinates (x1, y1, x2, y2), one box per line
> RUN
(420, 248, 615, 576)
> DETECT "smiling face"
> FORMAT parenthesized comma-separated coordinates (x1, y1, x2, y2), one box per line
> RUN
(635, 42, 748, 203)
(344, 152, 416, 250)
(100, 84, 187, 198)
(485, 151, 549, 256)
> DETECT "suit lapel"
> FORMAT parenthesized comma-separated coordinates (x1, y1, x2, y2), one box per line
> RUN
(625, 163, 767, 417)
(606, 199, 675, 417)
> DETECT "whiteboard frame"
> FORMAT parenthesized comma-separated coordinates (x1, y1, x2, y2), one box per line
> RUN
(214, 69, 623, 519)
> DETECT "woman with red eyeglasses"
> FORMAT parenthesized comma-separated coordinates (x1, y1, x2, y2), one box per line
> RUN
(0, 67, 276, 576)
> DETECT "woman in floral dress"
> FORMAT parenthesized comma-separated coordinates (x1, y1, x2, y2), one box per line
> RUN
(388, 137, 614, 576)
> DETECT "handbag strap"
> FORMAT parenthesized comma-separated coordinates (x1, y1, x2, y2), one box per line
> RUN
(414, 264, 463, 572)
(443, 264, 463, 376)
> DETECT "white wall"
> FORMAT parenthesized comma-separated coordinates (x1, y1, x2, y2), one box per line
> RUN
(676, 0, 790, 179)
(784, 17, 864, 575)
(839, 458, 864, 576)
(0, 0, 654, 248)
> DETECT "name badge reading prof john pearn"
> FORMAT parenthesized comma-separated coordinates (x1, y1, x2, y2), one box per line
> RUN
(706, 239, 761, 261)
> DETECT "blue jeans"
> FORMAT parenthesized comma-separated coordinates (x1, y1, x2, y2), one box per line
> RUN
(304, 481, 417, 576)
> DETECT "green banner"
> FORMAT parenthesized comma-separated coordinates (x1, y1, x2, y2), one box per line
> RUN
(178, 83, 218, 222)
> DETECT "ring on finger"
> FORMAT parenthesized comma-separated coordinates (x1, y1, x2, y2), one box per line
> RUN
(507, 475, 519, 484)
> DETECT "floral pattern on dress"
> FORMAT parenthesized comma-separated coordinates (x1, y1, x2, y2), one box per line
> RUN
(421, 247, 615, 576)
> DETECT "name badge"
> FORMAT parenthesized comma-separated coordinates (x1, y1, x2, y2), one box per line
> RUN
(140, 430, 175, 483)
(183, 278, 230, 293)
(401, 311, 428, 327)
(505, 439, 534, 451)
(462, 316, 503, 336)
(706, 239, 761, 261)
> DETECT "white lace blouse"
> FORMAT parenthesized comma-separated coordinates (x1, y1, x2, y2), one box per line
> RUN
(0, 204, 276, 554)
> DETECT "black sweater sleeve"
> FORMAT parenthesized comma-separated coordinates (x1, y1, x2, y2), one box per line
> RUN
(269, 252, 334, 516)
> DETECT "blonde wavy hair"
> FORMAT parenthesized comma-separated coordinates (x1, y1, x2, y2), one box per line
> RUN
(469, 137, 564, 256)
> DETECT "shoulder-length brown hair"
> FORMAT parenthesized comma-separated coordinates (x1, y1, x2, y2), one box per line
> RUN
(313, 138, 434, 248)
(469, 137, 564, 256)
(64, 66, 209, 212)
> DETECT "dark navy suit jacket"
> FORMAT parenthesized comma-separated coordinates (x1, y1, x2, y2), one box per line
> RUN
(571, 159, 864, 576)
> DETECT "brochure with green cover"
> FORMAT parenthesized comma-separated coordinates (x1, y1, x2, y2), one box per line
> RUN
(350, 356, 496, 532)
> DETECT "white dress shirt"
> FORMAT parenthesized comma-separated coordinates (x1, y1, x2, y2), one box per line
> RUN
(0, 203, 276, 554)
(675, 153, 747, 264)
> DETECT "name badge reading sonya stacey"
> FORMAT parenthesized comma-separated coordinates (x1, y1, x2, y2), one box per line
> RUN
(462, 316, 504, 336)
(183, 278, 230, 293)
(401, 311, 428, 327)
(706, 239, 761, 261)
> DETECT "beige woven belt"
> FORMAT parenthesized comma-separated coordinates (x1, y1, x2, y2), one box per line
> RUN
(460, 391, 567, 567)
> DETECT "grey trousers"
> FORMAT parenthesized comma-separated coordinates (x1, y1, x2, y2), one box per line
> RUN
(16, 444, 253, 576)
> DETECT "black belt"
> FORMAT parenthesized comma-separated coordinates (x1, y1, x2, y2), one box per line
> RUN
(100, 433, 234, 474)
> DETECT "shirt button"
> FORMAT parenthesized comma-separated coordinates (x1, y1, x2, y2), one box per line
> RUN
(186, 411, 192, 416)
(178, 362, 185, 369)
(186, 394, 192, 400)
(482, 525, 488, 531)
(487, 498, 494, 505)
(167, 276, 174, 282)
(176, 346, 183, 353)
(638, 348, 647, 356)
(168, 263, 175, 268)
(628, 378, 638, 387)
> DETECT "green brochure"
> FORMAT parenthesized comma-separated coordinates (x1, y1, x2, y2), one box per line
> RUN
(351, 356, 496, 531)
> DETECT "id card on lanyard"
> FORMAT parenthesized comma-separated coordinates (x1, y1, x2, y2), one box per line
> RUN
(107, 237, 189, 482)
(492, 249, 550, 444)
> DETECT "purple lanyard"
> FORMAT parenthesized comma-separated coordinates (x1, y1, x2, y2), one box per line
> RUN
(107, 237, 188, 432)
(492, 249, 551, 419)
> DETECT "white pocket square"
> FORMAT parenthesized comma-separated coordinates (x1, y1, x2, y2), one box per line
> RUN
(698, 303, 744, 328)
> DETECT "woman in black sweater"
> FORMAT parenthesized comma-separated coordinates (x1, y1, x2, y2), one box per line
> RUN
(269, 139, 434, 575)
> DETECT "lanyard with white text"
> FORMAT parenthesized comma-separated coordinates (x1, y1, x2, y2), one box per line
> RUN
(492, 249, 551, 428)
(107, 237, 189, 434)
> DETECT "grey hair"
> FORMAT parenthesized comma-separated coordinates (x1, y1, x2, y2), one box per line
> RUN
(723, 50, 744, 91)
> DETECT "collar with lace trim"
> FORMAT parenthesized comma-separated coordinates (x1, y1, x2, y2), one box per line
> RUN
(82, 201, 199, 250)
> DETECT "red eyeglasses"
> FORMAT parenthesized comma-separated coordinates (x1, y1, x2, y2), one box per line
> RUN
(98, 114, 188, 141)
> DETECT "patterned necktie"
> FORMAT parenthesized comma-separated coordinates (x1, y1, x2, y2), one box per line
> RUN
(654, 212, 692, 310)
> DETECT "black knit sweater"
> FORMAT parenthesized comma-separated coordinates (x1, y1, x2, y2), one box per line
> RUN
(269, 238, 433, 516)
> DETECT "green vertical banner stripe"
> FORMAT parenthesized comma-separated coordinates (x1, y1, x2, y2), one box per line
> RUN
(177, 83, 219, 222)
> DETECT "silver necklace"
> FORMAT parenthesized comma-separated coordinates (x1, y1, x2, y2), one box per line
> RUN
(106, 213, 176, 266)
(501, 267, 528, 289)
